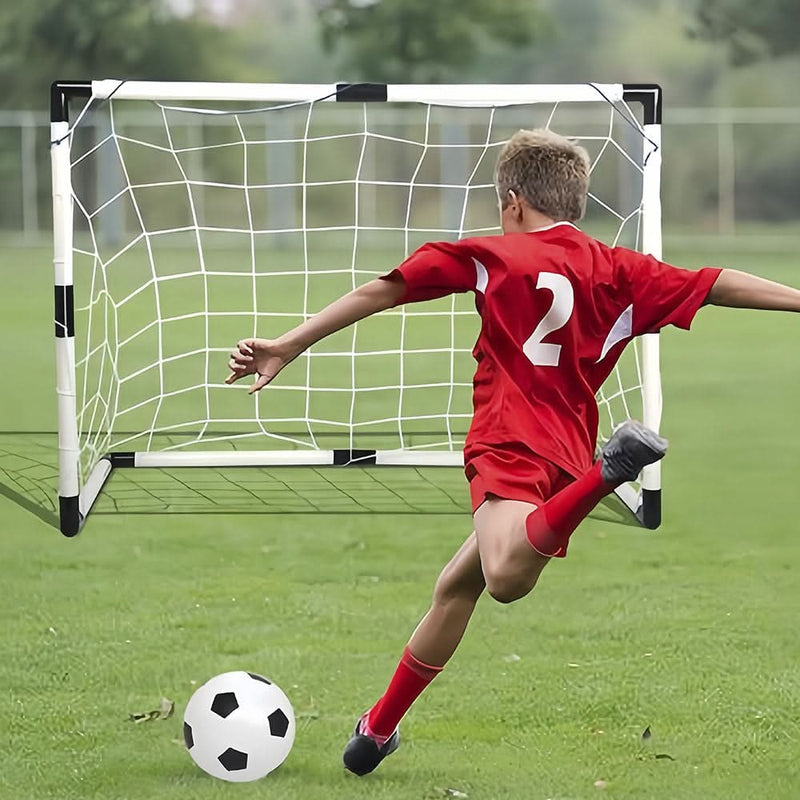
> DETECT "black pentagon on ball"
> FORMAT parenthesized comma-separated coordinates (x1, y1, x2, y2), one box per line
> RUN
(247, 672, 271, 684)
(218, 747, 248, 771)
(183, 721, 194, 749)
(210, 691, 239, 718)
(268, 708, 290, 737)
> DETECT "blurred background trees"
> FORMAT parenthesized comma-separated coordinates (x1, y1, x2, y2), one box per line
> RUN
(691, 0, 800, 64)
(317, 0, 544, 82)
(0, 0, 797, 234)
(0, 0, 245, 108)
(1, 0, 797, 108)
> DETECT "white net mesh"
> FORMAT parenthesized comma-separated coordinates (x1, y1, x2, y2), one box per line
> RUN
(67, 90, 654, 486)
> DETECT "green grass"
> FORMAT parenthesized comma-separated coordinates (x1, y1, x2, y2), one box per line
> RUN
(1, 241, 799, 799)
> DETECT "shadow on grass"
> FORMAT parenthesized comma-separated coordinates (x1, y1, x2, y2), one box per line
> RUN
(0, 433, 471, 530)
(0, 478, 59, 529)
(0, 433, 640, 531)
(0, 433, 60, 530)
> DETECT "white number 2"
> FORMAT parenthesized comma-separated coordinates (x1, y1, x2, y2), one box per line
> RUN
(523, 272, 574, 367)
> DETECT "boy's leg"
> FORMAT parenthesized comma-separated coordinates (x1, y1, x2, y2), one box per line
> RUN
(343, 532, 485, 775)
(344, 462, 625, 773)
(345, 497, 551, 776)
(345, 421, 668, 773)
(406, 532, 486, 665)
(476, 420, 669, 604)
(474, 498, 549, 604)
(365, 534, 484, 736)
(475, 470, 627, 604)
(526, 420, 669, 558)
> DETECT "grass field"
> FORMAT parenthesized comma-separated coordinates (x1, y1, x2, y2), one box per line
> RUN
(1, 241, 799, 800)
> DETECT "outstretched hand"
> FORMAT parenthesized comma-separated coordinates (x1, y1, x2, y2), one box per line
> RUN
(225, 338, 294, 394)
(226, 278, 401, 394)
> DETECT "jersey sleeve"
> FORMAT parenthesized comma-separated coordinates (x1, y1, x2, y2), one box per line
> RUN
(382, 241, 477, 305)
(614, 248, 722, 335)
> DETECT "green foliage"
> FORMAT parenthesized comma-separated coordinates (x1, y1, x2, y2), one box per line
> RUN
(691, 0, 800, 64)
(317, 0, 546, 82)
(0, 0, 241, 108)
(235, 4, 340, 84)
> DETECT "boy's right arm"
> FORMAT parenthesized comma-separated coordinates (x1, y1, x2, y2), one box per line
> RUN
(706, 269, 800, 312)
(226, 276, 405, 394)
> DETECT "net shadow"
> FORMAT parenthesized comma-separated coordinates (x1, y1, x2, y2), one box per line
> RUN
(98, 463, 470, 515)
(0, 434, 59, 529)
(0, 433, 640, 527)
(0, 433, 470, 522)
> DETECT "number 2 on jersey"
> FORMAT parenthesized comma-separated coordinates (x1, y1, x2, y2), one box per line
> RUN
(522, 272, 574, 367)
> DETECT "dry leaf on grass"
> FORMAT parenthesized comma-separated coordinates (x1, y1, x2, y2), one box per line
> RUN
(127, 697, 174, 723)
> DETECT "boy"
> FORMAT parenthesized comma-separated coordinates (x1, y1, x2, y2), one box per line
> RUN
(226, 129, 800, 776)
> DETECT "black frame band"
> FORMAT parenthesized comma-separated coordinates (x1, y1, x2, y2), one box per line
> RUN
(336, 83, 388, 103)
(622, 83, 662, 125)
(51, 81, 92, 123)
(55, 285, 74, 338)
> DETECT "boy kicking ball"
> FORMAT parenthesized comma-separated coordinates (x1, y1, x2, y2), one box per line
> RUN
(226, 128, 800, 775)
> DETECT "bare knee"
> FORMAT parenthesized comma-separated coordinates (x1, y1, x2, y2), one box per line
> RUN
(482, 557, 548, 604)
(473, 498, 549, 605)
(483, 569, 532, 604)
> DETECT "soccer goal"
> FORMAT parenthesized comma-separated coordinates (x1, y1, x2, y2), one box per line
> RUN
(51, 81, 663, 536)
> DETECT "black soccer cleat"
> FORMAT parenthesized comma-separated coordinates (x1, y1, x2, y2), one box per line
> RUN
(600, 419, 668, 485)
(342, 718, 400, 776)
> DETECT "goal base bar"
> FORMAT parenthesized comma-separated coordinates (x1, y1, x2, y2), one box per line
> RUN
(60, 450, 661, 536)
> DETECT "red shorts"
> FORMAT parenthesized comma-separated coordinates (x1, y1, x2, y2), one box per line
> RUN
(464, 442, 575, 513)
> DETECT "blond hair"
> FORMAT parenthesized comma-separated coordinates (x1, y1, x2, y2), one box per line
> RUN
(495, 129, 590, 222)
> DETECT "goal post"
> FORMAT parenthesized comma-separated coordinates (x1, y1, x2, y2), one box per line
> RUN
(51, 80, 663, 537)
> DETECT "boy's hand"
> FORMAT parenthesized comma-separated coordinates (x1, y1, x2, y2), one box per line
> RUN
(225, 278, 402, 394)
(225, 338, 295, 394)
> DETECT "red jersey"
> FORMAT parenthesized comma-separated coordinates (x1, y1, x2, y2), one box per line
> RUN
(385, 222, 721, 479)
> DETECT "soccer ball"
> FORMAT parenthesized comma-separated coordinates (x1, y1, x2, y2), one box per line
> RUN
(183, 670, 295, 782)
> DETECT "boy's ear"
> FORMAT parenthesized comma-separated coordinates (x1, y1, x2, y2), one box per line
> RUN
(507, 190, 523, 220)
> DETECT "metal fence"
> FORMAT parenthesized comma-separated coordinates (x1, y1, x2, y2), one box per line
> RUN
(4, 106, 799, 244)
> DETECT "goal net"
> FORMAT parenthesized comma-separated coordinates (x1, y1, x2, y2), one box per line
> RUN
(51, 81, 663, 536)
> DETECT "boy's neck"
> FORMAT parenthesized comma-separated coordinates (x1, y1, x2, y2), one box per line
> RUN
(523, 208, 561, 232)
(501, 204, 569, 234)
(499, 193, 577, 234)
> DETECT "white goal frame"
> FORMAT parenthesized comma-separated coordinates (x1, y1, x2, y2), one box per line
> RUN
(51, 80, 663, 537)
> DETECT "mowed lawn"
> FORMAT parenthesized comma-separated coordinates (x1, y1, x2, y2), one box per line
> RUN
(1, 242, 799, 800)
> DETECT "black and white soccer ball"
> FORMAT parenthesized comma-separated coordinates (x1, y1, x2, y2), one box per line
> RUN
(183, 670, 295, 782)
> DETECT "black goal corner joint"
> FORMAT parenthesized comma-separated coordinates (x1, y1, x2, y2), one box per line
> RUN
(638, 488, 662, 530)
(51, 80, 92, 123)
(622, 83, 662, 126)
(58, 495, 82, 537)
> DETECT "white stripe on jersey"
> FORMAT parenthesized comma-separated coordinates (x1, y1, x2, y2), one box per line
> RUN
(597, 303, 633, 362)
(473, 258, 488, 294)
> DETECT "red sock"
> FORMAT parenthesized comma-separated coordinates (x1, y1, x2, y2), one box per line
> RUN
(363, 646, 442, 746)
(525, 461, 614, 558)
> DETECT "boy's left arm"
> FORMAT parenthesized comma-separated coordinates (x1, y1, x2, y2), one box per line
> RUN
(706, 268, 800, 312)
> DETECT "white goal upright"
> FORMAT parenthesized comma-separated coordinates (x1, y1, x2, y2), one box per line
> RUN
(51, 80, 663, 536)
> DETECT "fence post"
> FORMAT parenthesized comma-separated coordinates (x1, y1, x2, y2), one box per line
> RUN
(21, 112, 38, 241)
(718, 117, 736, 236)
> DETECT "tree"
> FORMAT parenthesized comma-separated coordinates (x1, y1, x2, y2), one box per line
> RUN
(691, 0, 800, 64)
(317, 0, 546, 83)
(0, 0, 241, 108)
